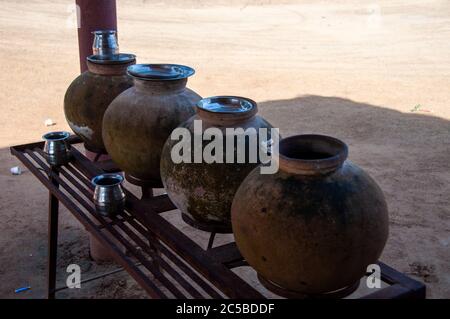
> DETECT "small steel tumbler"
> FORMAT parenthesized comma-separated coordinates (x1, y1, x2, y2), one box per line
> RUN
(92, 30, 119, 56)
(42, 131, 72, 166)
(92, 174, 126, 217)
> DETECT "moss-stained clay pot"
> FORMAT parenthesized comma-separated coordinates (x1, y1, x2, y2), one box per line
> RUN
(160, 96, 274, 233)
(231, 134, 389, 296)
(64, 54, 136, 153)
(102, 64, 201, 187)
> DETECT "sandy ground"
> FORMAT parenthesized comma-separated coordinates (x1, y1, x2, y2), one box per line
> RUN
(0, 0, 449, 298)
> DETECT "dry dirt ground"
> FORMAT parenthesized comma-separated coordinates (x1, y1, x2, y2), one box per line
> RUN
(0, 0, 449, 298)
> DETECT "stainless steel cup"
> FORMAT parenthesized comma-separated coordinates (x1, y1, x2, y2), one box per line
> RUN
(42, 131, 72, 166)
(92, 174, 126, 217)
(92, 30, 119, 56)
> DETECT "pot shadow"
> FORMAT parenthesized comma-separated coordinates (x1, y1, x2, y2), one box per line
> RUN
(258, 95, 450, 298)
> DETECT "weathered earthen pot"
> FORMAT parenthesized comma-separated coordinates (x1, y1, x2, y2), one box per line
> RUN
(231, 134, 389, 296)
(103, 64, 201, 187)
(160, 96, 274, 233)
(64, 54, 136, 153)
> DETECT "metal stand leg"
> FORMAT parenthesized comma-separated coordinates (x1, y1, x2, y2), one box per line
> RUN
(207, 232, 216, 250)
(141, 186, 154, 200)
(141, 187, 161, 273)
(47, 168, 59, 299)
(93, 152, 102, 162)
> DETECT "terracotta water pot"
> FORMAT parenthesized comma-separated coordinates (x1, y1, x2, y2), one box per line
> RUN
(64, 54, 136, 153)
(160, 96, 274, 233)
(231, 134, 389, 296)
(102, 64, 201, 187)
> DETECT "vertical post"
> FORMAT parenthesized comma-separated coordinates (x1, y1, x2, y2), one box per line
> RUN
(47, 168, 59, 299)
(76, 0, 117, 73)
(141, 186, 154, 200)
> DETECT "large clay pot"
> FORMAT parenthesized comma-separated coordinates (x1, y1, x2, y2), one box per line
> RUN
(64, 54, 136, 153)
(103, 64, 201, 187)
(231, 134, 389, 296)
(160, 96, 274, 233)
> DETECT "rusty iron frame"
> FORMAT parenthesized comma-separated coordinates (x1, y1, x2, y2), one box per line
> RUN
(10, 137, 426, 299)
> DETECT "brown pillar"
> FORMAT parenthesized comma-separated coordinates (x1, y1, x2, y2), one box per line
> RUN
(76, 0, 117, 73)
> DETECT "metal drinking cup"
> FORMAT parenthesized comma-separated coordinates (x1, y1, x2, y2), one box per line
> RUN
(42, 131, 72, 166)
(92, 174, 126, 217)
(92, 30, 119, 56)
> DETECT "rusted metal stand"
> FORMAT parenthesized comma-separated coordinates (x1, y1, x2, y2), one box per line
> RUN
(11, 137, 426, 299)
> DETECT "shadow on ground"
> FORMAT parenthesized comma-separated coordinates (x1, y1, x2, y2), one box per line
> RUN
(1, 95, 449, 298)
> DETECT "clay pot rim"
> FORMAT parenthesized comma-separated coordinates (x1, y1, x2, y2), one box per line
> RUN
(197, 96, 257, 114)
(91, 173, 124, 187)
(278, 134, 349, 175)
(196, 96, 258, 122)
(127, 64, 195, 81)
(87, 53, 136, 65)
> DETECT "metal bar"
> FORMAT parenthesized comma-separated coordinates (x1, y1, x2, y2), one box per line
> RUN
(207, 232, 216, 250)
(47, 166, 59, 299)
(97, 215, 136, 230)
(93, 152, 102, 162)
(379, 262, 426, 298)
(65, 164, 94, 189)
(12, 141, 45, 152)
(76, 0, 118, 72)
(12, 149, 167, 298)
(69, 147, 264, 298)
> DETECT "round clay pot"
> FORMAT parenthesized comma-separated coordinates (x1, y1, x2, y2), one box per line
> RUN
(231, 134, 389, 296)
(102, 64, 201, 187)
(64, 54, 136, 153)
(160, 96, 274, 233)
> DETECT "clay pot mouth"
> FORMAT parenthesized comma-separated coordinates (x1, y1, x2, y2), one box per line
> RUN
(87, 53, 136, 65)
(42, 131, 71, 141)
(196, 96, 258, 122)
(127, 64, 195, 81)
(278, 134, 348, 175)
(91, 174, 124, 187)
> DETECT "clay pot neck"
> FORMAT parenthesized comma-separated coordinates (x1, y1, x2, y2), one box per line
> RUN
(278, 135, 348, 176)
(87, 60, 135, 76)
(133, 78, 188, 94)
(196, 96, 258, 125)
